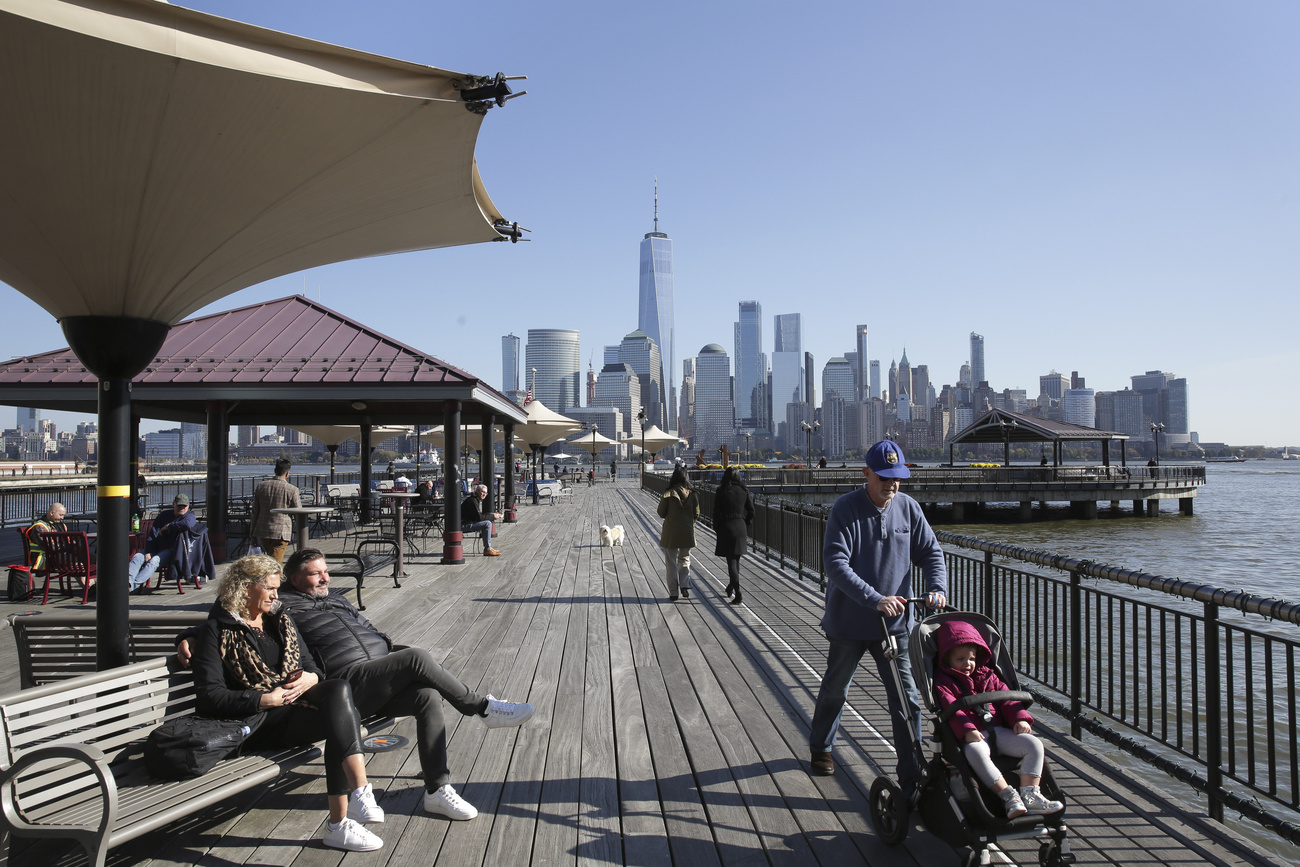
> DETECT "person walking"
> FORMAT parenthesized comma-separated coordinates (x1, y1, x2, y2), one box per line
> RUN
(250, 458, 300, 563)
(712, 467, 754, 604)
(657, 466, 699, 601)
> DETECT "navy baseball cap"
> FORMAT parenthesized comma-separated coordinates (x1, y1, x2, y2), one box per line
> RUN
(865, 440, 910, 478)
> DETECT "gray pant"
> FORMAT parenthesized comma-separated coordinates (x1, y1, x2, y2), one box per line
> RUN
(344, 647, 486, 791)
(663, 547, 691, 594)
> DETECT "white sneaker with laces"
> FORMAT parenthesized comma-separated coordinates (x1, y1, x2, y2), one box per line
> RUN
(482, 694, 535, 729)
(1019, 786, 1064, 814)
(347, 783, 384, 823)
(1000, 787, 1027, 818)
(323, 817, 384, 851)
(424, 783, 478, 820)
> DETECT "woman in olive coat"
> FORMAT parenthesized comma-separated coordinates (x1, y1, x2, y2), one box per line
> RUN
(713, 467, 755, 604)
(657, 466, 699, 601)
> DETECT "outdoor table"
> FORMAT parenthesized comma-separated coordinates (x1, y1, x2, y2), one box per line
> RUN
(377, 492, 418, 575)
(272, 506, 336, 553)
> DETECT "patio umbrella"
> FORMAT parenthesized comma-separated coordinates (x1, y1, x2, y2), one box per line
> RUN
(513, 401, 582, 503)
(637, 424, 683, 459)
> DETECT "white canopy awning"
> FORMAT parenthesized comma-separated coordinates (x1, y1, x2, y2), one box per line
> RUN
(0, 0, 516, 325)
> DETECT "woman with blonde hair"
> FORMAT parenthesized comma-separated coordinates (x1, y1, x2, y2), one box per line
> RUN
(190, 554, 384, 852)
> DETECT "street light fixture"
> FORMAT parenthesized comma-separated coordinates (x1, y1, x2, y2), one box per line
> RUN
(800, 419, 820, 468)
(588, 422, 598, 486)
(636, 406, 647, 484)
(1151, 422, 1165, 466)
(742, 432, 752, 465)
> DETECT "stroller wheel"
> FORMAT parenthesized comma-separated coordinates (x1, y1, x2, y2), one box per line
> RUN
(868, 776, 909, 845)
(1038, 838, 1072, 866)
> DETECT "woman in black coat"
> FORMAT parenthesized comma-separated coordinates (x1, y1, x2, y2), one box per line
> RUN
(712, 467, 755, 604)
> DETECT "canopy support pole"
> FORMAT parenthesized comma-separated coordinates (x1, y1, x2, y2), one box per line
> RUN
(442, 401, 464, 564)
(205, 401, 229, 561)
(503, 422, 517, 523)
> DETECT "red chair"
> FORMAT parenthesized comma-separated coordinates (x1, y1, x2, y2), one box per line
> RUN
(36, 531, 96, 605)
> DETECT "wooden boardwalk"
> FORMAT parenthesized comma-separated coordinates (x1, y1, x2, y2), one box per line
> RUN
(0, 480, 1284, 866)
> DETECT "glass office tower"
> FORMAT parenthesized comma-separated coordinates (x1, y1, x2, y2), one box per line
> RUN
(734, 301, 764, 430)
(526, 328, 581, 412)
(639, 226, 675, 433)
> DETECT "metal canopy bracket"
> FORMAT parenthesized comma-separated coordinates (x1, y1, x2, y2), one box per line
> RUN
(458, 72, 528, 114)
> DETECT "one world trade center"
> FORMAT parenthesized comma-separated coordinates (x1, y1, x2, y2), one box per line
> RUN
(638, 186, 675, 432)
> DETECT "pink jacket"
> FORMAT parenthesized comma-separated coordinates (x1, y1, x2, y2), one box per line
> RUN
(933, 620, 1033, 739)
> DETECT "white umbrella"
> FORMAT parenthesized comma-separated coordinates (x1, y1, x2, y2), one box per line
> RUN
(633, 424, 682, 458)
(549, 452, 577, 460)
(291, 425, 409, 482)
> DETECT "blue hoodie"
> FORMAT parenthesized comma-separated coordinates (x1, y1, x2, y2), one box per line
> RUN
(820, 486, 946, 640)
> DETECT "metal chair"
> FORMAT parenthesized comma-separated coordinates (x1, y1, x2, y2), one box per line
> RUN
(36, 531, 96, 605)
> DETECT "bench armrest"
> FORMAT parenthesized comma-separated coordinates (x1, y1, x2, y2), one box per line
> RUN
(0, 742, 116, 859)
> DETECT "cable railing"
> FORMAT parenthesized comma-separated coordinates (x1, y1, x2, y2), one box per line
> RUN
(642, 472, 1300, 845)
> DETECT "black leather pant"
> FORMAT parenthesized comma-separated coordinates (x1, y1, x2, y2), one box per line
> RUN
(248, 678, 363, 795)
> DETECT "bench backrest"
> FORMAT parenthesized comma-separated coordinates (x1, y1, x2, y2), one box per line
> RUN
(0, 657, 192, 813)
(37, 531, 93, 579)
(8, 611, 207, 689)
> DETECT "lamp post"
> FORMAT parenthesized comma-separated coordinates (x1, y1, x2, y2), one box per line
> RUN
(800, 420, 819, 468)
(743, 432, 752, 465)
(636, 406, 647, 485)
(1151, 422, 1165, 466)
(588, 422, 598, 486)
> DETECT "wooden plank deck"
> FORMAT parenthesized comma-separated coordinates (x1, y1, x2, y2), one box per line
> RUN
(0, 480, 1284, 866)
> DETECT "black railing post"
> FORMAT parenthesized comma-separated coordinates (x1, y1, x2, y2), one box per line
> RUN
(982, 550, 994, 621)
(1204, 600, 1225, 822)
(778, 503, 786, 572)
(796, 505, 804, 582)
(1069, 565, 1082, 740)
(818, 508, 827, 591)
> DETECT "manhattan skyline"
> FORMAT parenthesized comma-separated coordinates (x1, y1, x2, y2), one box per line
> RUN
(1, 1, 1295, 446)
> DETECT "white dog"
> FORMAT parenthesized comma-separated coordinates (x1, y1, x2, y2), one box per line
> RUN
(599, 524, 625, 548)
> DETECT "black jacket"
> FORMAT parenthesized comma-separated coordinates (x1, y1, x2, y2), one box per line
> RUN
(191, 603, 321, 720)
(712, 480, 755, 558)
(461, 494, 487, 525)
(278, 588, 393, 677)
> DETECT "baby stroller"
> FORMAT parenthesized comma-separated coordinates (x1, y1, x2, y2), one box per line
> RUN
(868, 601, 1073, 867)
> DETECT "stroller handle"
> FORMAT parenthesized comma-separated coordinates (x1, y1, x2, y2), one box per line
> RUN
(904, 595, 950, 612)
(937, 690, 1035, 724)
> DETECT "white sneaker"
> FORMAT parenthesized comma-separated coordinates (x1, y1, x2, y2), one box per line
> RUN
(482, 694, 535, 729)
(424, 783, 478, 820)
(1019, 786, 1064, 814)
(346, 783, 384, 823)
(323, 817, 384, 851)
(1000, 787, 1027, 818)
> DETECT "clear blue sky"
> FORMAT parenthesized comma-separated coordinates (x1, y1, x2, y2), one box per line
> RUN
(4, 1, 1297, 445)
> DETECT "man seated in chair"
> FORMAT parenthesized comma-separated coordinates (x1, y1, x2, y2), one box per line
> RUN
(460, 484, 502, 557)
(26, 502, 68, 570)
(127, 494, 196, 593)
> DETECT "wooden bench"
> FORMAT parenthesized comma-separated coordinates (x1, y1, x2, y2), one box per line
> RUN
(0, 656, 321, 867)
(8, 611, 205, 689)
(324, 538, 401, 611)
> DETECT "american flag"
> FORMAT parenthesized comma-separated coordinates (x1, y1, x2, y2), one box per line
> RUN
(525, 388, 532, 405)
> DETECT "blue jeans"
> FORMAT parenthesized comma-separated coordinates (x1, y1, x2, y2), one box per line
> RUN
(127, 549, 175, 591)
(809, 632, 923, 788)
(464, 520, 493, 549)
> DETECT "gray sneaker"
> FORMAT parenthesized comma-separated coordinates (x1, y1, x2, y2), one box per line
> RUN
(482, 695, 535, 728)
(1019, 786, 1063, 814)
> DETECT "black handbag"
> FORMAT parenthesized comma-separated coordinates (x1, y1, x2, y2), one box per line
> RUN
(144, 717, 252, 779)
(6, 566, 32, 602)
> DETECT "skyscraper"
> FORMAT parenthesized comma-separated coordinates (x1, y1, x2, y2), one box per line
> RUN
(897, 348, 912, 398)
(1063, 389, 1096, 427)
(770, 313, 802, 444)
(970, 332, 985, 387)
(734, 301, 765, 430)
(16, 407, 39, 433)
(594, 363, 641, 436)
(501, 333, 520, 392)
(618, 330, 665, 429)
(1040, 370, 1069, 401)
(855, 325, 869, 401)
(526, 328, 581, 411)
(694, 344, 734, 451)
(679, 357, 697, 443)
(639, 185, 675, 432)
(912, 364, 931, 410)
(869, 360, 881, 400)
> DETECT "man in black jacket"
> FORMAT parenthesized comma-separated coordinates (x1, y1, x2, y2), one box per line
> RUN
(180, 548, 533, 821)
(460, 484, 502, 557)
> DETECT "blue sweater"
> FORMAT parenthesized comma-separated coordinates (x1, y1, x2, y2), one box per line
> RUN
(821, 487, 947, 640)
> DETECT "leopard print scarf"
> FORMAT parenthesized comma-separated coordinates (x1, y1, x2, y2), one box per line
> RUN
(218, 610, 302, 692)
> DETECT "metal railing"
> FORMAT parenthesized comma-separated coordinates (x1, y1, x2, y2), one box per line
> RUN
(642, 473, 1300, 844)
(687, 464, 1206, 489)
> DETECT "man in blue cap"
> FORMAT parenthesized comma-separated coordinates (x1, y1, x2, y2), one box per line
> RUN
(809, 439, 947, 791)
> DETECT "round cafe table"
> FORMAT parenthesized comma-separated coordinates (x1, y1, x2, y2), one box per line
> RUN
(272, 506, 336, 553)
(377, 491, 418, 575)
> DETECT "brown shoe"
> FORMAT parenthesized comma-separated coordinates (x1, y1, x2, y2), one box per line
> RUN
(484, 548, 502, 557)
(810, 751, 833, 776)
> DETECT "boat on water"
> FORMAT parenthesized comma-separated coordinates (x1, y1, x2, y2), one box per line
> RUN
(1205, 455, 1248, 463)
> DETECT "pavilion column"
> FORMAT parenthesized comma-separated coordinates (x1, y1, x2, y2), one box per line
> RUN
(481, 414, 496, 530)
(61, 314, 170, 671)
(328, 445, 338, 483)
(129, 414, 142, 514)
(503, 421, 517, 523)
(205, 401, 230, 562)
(442, 401, 464, 564)
(1102, 439, 1110, 468)
(360, 423, 372, 523)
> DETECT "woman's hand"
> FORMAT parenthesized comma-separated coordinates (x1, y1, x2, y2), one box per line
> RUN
(258, 672, 318, 708)
(1013, 720, 1032, 735)
(963, 730, 985, 743)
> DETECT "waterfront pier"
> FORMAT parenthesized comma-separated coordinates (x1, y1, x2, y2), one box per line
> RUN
(0, 480, 1279, 865)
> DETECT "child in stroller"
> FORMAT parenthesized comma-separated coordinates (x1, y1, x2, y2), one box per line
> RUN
(935, 620, 1063, 818)
(869, 602, 1072, 867)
